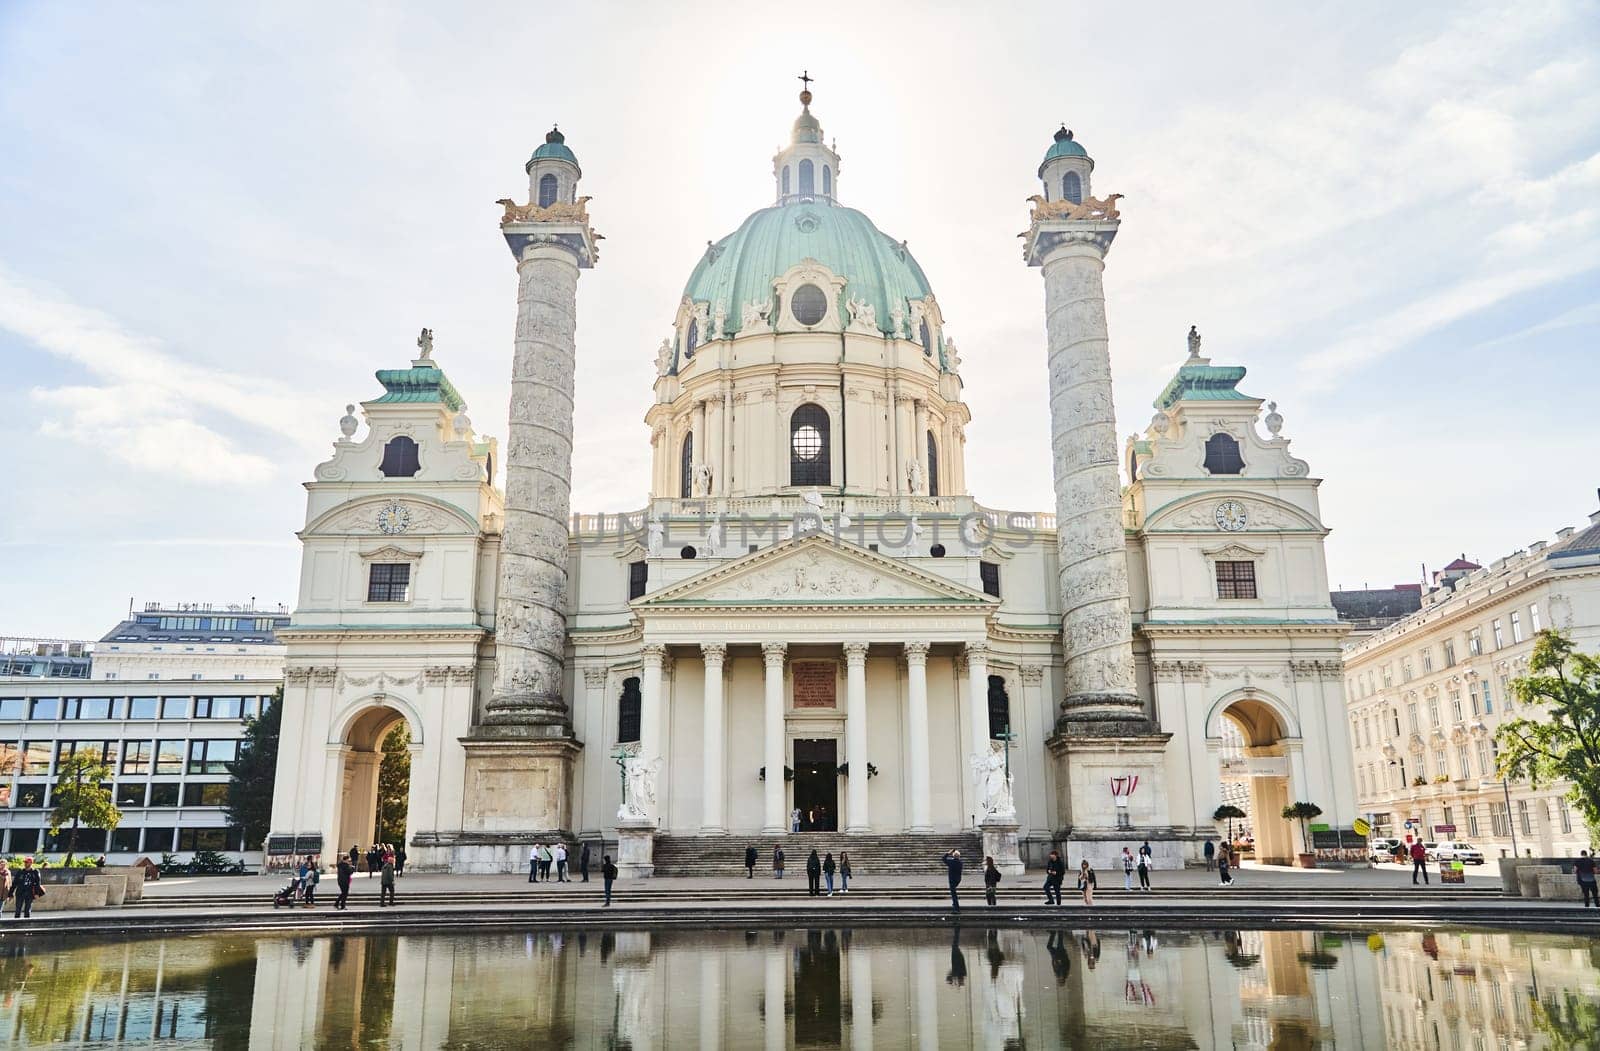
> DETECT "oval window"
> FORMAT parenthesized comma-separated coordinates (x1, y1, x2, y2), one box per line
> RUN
(792, 424, 823, 461)
(791, 284, 827, 326)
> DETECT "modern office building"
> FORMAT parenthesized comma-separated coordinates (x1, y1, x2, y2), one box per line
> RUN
(0, 603, 286, 861)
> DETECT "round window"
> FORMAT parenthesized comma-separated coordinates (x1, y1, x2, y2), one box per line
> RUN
(792, 424, 823, 461)
(791, 284, 827, 326)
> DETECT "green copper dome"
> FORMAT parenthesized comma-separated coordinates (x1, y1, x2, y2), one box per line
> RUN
(1037, 126, 1091, 176)
(527, 127, 580, 174)
(683, 201, 935, 342)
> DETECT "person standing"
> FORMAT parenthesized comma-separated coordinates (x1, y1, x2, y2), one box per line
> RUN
(529, 845, 540, 883)
(1218, 850, 1234, 886)
(395, 844, 407, 877)
(1136, 849, 1151, 892)
(1202, 839, 1215, 871)
(1044, 850, 1066, 905)
(555, 842, 569, 882)
(823, 852, 836, 896)
(304, 857, 320, 907)
(745, 845, 758, 879)
(540, 843, 554, 881)
(806, 849, 822, 896)
(983, 856, 1002, 907)
(1120, 847, 1135, 891)
(349, 843, 360, 872)
(335, 855, 353, 910)
(0, 858, 10, 907)
(1078, 860, 1097, 906)
(580, 841, 592, 882)
(791, 808, 802, 833)
(839, 852, 852, 893)
(773, 845, 785, 880)
(602, 854, 619, 906)
(942, 849, 963, 910)
(8, 857, 44, 918)
(379, 854, 396, 907)
(367, 845, 379, 877)
(1575, 850, 1597, 907)
(1410, 840, 1429, 885)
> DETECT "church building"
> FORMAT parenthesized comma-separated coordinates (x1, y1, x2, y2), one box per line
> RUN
(267, 89, 1355, 872)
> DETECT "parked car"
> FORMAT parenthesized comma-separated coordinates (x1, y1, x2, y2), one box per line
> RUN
(1369, 838, 1403, 864)
(1427, 841, 1486, 865)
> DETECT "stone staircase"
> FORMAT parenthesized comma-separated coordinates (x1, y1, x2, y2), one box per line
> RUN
(651, 832, 983, 877)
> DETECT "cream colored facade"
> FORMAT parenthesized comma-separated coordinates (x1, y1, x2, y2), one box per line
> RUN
(268, 96, 1357, 871)
(1344, 506, 1600, 857)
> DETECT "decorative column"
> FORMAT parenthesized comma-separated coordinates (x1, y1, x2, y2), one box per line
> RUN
(762, 642, 788, 833)
(904, 642, 933, 832)
(700, 642, 728, 834)
(912, 399, 929, 494)
(965, 641, 991, 804)
(843, 641, 871, 833)
(639, 643, 667, 795)
(849, 946, 873, 1051)
(690, 401, 707, 495)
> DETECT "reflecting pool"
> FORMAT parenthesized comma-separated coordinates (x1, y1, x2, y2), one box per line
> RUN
(1, 926, 1597, 1048)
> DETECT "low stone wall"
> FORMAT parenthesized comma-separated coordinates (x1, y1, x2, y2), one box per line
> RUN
(23, 882, 110, 912)
(1502, 857, 1583, 897)
(84, 873, 128, 907)
(1537, 872, 1584, 901)
(102, 865, 146, 902)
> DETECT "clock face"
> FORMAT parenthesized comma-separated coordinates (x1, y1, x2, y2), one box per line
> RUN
(375, 502, 411, 535)
(1215, 500, 1248, 532)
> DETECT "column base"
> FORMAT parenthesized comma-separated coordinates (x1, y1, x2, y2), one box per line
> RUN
(979, 817, 1025, 876)
(459, 736, 581, 833)
(698, 826, 728, 836)
(907, 824, 933, 834)
(844, 825, 872, 834)
(615, 818, 656, 878)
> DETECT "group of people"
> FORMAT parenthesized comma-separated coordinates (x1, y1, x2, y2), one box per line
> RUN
(0, 857, 45, 918)
(528, 841, 591, 883)
(358, 843, 404, 878)
(760, 845, 853, 895)
(1201, 839, 1236, 884)
(939, 840, 1235, 909)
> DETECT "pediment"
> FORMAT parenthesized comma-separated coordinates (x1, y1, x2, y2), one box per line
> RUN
(1144, 492, 1323, 533)
(638, 535, 996, 607)
(303, 494, 480, 537)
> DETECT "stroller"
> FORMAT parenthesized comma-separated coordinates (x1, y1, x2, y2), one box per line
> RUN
(272, 874, 302, 909)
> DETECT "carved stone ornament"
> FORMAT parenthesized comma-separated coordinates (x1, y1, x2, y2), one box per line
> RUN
(1018, 665, 1045, 686)
(582, 666, 610, 690)
(496, 195, 593, 225)
(844, 295, 879, 334)
(286, 667, 313, 685)
(717, 549, 928, 602)
(740, 298, 772, 332)
(618, 755, 662, 821)
(655, 339, 673, 377)
(1026, 193, 1124, 222)
(970, 742, 1016, 819)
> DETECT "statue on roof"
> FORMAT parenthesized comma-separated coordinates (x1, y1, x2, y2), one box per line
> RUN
(417, 328, 434, 360)
(1186, 325, 1201, 359)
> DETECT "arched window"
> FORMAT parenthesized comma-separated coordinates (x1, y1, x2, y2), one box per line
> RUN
(379, 436, 420, 477)
(782, 166, 790, 196)
(617, 677, 641, 743)
(1128, 448, 1139, 481)
(537, 173, 559, 208)
(926, 431, 939, 497)
(798, 159, 814, 196)
(1063, 171, 1082, 204)
(987, 675, 1011, 739)
(823, 165, 832, 196)
(1203, 432, 1245, 475)
(918, 318, 933, 356)
(789, 403, 830, 486)
(685, 320, 698, 359)
(679, 433, 694, 498)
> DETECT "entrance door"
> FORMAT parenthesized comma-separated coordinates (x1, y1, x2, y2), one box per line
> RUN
(792, 739, 838, 832)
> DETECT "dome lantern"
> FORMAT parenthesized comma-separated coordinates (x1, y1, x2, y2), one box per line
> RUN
(525, 125, 582, 209)
(1037, 125, 1095, 206)
(772, 72, 841, 205)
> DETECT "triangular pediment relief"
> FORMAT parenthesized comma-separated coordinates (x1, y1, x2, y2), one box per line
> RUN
(1144, 492, 1322, 533)
(303, 494, 480, 538)
(638, 534, 995, 607)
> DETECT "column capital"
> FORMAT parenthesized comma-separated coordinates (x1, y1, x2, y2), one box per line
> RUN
(903, 641, 931, 665)
(964, 640, 989, 660)
(581, 665, 610, 689)
(761, 641, 788, 665)
(641, 643, 668, 667)
(701, 642, 728, 666)
(1018, 664, 1045, 686)
(842, 641, 870, 664)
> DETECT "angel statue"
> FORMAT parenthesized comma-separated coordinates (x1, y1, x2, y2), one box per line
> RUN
(416, 327, 434, 360)
(906, 456, 924, 494)
(970, 744, 1016, 819)
(655, 338, 673, 377)
(618, 755, 662, 821)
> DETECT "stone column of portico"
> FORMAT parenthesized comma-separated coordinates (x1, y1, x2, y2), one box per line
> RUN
(904, 642, 933, 832)
(965, 641, 991, 824)
(912, 399, 929, 494)
(690, 400, 707, 495)
(700, 643, 728, 834)
(843, 641, 871, 832)
(762, 642, 788, 833)
(639, 643, 667, 817)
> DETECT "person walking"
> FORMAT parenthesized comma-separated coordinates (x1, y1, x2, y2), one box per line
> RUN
(1078, 860, 1097, 906)
(806, 849, 822, 897)
(773, 845, 785, 879)
(839, 852, 852, 893)
(8, 857, 44, 918)
(942, 849, 963, 910)
(1044, 850, 1066, 905)
(528, 844, 540, 883)
(1410, 840, 1429, 885)
(602, 854, 619, 906)
(1120, 847, 1135, 890)
(983, 856, 1002, 907)
(580, 841, 592, 882)
(335, 855, 353, 910)
(395, 844, 407, 877)
(1202, 839, 1216, 871)
(1218, 849, 1234, 886)
(304, 857, 321, 907)
(791, 808, 802, 834)
(1575, 850, 1597, 907)
(1136, 849, 1151, 892)
(823, 853, 837, 896)
(366, 844, 379, 877)
(0, 858, 10, 908)
(555, 843, 569, 882)
(745, 845, 758, 879)
(379, 854, 397, 907)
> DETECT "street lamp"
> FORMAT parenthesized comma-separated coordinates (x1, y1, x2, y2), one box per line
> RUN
(1479, 779, 1519, 858)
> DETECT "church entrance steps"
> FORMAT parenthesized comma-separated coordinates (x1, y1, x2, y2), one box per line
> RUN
(653, 832, 980, 877)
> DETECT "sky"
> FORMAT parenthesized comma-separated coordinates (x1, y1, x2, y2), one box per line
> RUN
(2, 1, 1597, 640)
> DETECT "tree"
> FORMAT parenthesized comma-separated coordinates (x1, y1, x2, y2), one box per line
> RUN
(1213, 804, 1246, 843)
(375, 722, 411, 845)
(1496, 630, 1600, 846)
(226, 688, 282, 850)
(49, 750, 121, 865)
(1281, 801, 1323, 854)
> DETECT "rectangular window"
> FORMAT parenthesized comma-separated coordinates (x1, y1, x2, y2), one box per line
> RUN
(1557, 796, 1572, 834)
(0, 698, 24, 720)
(177, 826, 234, 850)
(22, 740, 50, 775)
(1468, 630, 1482, 656)
(1428, 699, 1440, 726)
(627, 561, 648, 600)
(367, 563, 411, 603)
(210, 697, 243, 720)
(29, 697, 60, 720)
(979, 561, 1001, 598)
(1407, 703, 1419, 732)
(110, 827, 142, 852)
(1490, 801, 1510, 837)
(75, 697, 112, 719)
(1510, 611, 1523, 643)
(128, 696, 159, 720)
(1481, 680, 1493, 714)
(15, 782, 47, 808)
(1442, 640, 1456, 667)
(1449, 692, 1462, 721)
(1215, 560, 1257, 599)
(194, 697, 211, 719)
(1492, 619, 1504, 649)
(1477, 739, 1493, 778)
(1433, 748, 1449, 779)
(155, 739, 186, 775)
(1457, 744, 1471, 779)
(161, 696, 189, 719)
(148, 782, 180, 807)
(1470, 687, 1481, 716)
(1530, 604, 1541, 632)
(1442, 805, 1454, 832)
(142, 827, 175, 851)
(115, 782, 146, 807)
(121, 741, 153, 775)
(1465, 804, 1479, 838)
(1517, 799, 1531, 836)
(1382, 664, 1393, 688)
(1402, 659, 1413, 682)
(1422, 649, 1434, 673)
(188, 739, 238, 775)
(182, 782, 230, 807)
(1499, 675, 1512, 709)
